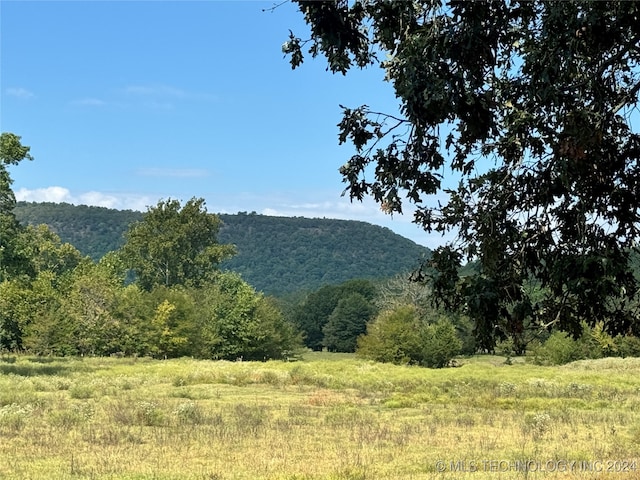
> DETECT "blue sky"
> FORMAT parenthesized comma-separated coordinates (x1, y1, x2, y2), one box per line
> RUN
(1, 0, 449, 248)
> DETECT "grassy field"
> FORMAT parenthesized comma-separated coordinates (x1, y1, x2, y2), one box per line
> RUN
(0, 352, 639, 479)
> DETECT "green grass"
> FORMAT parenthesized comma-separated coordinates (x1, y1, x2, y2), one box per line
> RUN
(0, 352, 639, 479)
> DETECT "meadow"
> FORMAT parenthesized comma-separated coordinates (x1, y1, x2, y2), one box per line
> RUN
(1, 352, 639, 479)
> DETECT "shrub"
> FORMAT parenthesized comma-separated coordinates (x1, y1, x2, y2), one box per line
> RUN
(174, 401, 204, 425)
(614, 334, 640, 358)
(452, 313, 477, 355)
(356, 305, 423, 365)
(136, 401, 164, 426)
(523, 412, 552, 440)
(530, 331, 583, 366)
(69, 384, 95, 399)
(0, 403, 33, 432)
(322, 293, 376, 352)
(530, 322, 637, 366)
(357, 305, 461, 368)
(420, 318, 462, 368)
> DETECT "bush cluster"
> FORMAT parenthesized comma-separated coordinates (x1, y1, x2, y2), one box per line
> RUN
(530, 322, 640, 366)
(356, 305, 462, 368)
(1, 265, 302, 360)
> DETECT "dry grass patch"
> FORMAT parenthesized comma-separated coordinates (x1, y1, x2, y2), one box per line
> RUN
(0, 353, 638, 479)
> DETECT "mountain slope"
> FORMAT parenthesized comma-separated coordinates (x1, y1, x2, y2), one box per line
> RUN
(14, 202, 142, 262)
(14, 202, 431, 294)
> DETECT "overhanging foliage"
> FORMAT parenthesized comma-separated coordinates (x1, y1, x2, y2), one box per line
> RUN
(284, 0, 640, 349)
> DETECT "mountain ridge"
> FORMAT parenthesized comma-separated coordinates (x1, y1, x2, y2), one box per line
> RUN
(14, 201, 431, 295)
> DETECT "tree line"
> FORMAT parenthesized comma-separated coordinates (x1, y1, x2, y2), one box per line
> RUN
(14, 202, 431, 295)
(4, 132, 640, 367)
(284, 0, 640, 353)
(2, 133, 455, 364)
(286, 270, 640, 367)
(0, 133, 480, 366)
(5, 1, 640, 364)
(0, 136, 299, 359)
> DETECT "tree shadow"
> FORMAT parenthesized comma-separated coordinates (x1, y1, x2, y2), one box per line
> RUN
(0, 358, 71, 377)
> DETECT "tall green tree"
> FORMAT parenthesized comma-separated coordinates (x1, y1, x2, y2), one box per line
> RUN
(120, 197, 235, 290)
(0, 144, 87, 351)
(19, 271, 70, 355)
(195, 272, 302, 360)
(357, 305, 425, 365)
(0, 279, 31, 350)
(322, 292, 377, 352)
(0, 226, 84, 352)
(357, 304, 462, 368)
(292, 279, 377, 350)
(284, 1, 640, 348)
(19, 224, 85, 277)
(143, 285, 199, 358)
(0, 133, 33, 281)
(376, 274, 476, 354)
(293, 284, 343, 350)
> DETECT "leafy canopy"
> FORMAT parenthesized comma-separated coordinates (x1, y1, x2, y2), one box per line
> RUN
(322, 292, 377, 352)
(357, 304, 461, 368)
(121, 198, 235, 290)
(0, 133, 34, 281)
(292, 279, 378, 350)
(14, 203, 430, 295)
(284, 1, 640, 348)
(0, 133, 33, 218)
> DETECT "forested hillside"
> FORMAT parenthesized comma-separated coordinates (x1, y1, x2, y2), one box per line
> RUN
(14, 202, 142, 261)
(14, 202, 430, 294)
(218, 212, 429, 294)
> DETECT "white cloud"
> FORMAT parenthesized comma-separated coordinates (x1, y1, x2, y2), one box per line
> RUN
(258, 197, 394, 222)
(14, 186, 153, 212)
(13, 186, 447, 248)
(143, 100, 174, 110)
(71, 97, 106, 107)
(6, 87, 35, 99)
(76, 191, 121, 209)
(102, 194, 155, 212)
(15, 186, 72, 203)
(64, 84, 216, 112)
